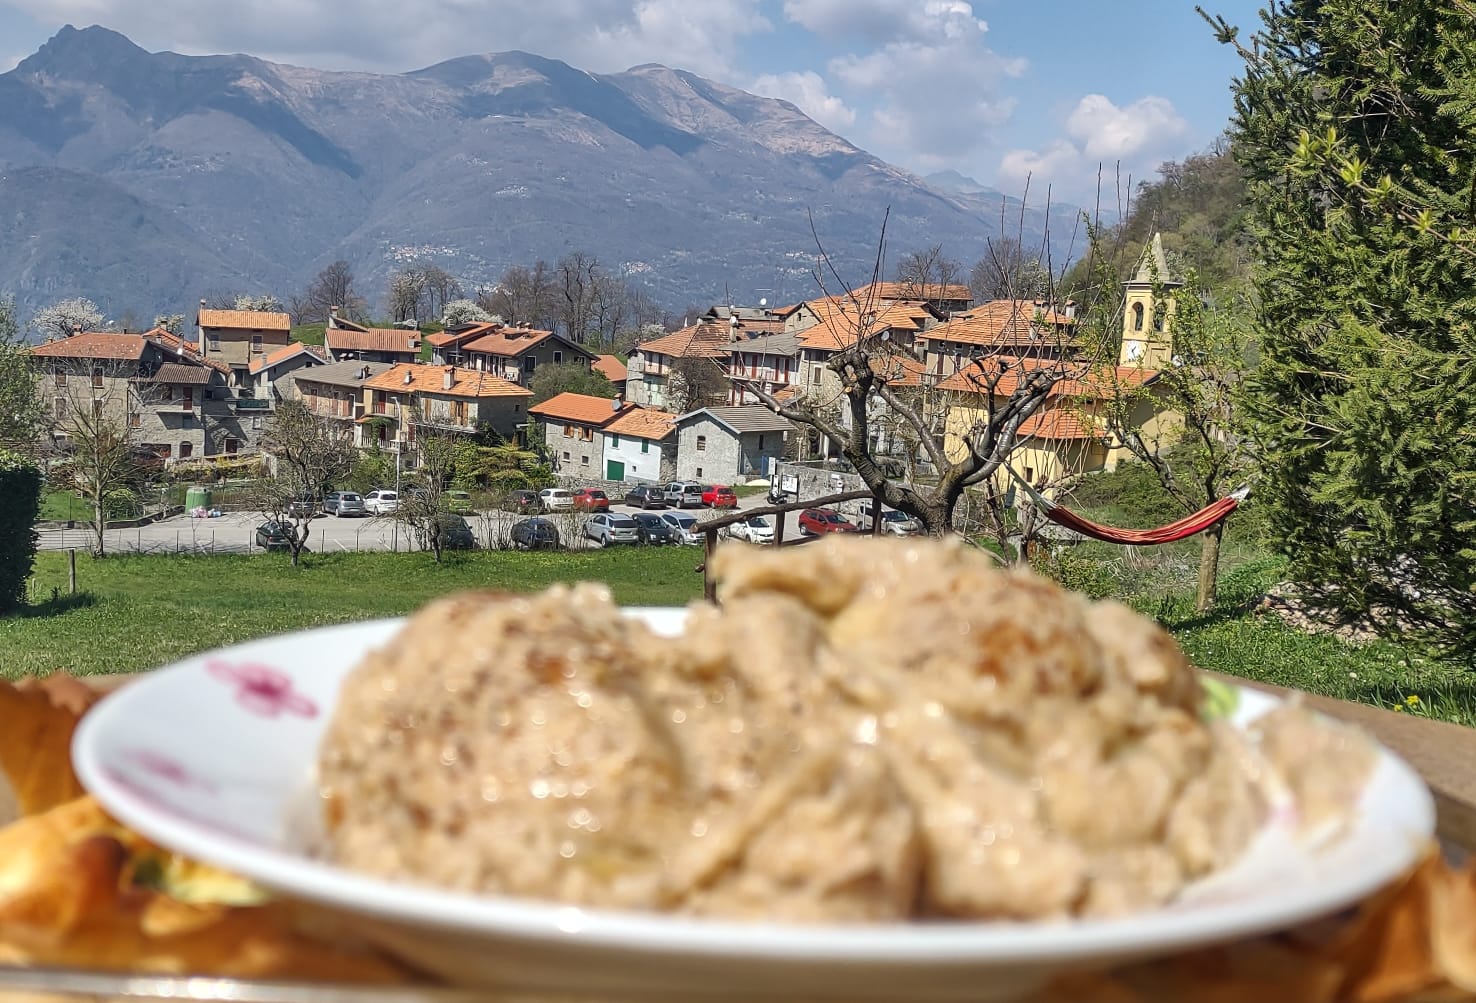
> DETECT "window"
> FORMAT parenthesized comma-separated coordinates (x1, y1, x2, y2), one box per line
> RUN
(53, 397, 67, 419)
(208, 335, 220, 351)
(811, 366, 822, 383)
(581, 428, 593, 442)
(641, 440, 649, 454)
(179, 442, 193, 459)
(514, 403, 521, 412)
(54, 370, 66, 388)
(562, 451, 571, 461)
(129, 411, 141, 429)
(524, 354, 537, 374)
(564, 423, 575, 438)
(581, 455, 589, 466)
(553, 351, 563, 364)
(251, 416, 262, 429)
(181, 388, 193, 411)
(423, 398, 433, 419)
(226, 437, 239, 455)
(696, 435, 706, 451)
(695, 467, 702, 478)
(251, 335, 263, 354)
(91, 369, 104, 389)
(1024, 467, 1035, 484)
(93, 399, 104, 419)
(1132, 302, 1145, 332)
(182, 412, 193, 426)
(1153, 309, 1164, 333)
(609, 434, 619, 448)
(757, 434, 765, 450)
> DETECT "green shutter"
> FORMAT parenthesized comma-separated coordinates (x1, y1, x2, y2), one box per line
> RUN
(641, 440, 649, 454)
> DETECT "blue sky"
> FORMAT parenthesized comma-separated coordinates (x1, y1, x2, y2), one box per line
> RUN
(0, 0, 1264, 203)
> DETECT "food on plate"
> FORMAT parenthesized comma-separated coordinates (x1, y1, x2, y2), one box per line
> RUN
(0, 676, 408, 986)
(319, 536, 1376, 922)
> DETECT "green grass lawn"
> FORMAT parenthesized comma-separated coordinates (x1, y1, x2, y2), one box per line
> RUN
(290, 323, 326, 346)
(1, 548, 704, 680)
(39, 489, 87, 522)
(5, 544, 1472, 727)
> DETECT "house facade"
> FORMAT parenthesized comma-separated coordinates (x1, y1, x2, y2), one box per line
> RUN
(727, 331, 801, 405)
(195, 306, 292, 391)
(625, 322, 732, 409)
(359, 364, 532, 456)
(527, 392, 633, 476)
(462, 328, 596, 387)
(292, 361, 394, 434)
(918, 300, 1077, 379)
(324, 310, 421, 364)
(602, 406, 676, 482)
(672, 406, 792, 483)
(426, 322, 499, 366)
(249, 342, 327, 399)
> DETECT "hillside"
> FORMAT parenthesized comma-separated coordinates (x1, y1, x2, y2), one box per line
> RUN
(0, 25, 1083, 320)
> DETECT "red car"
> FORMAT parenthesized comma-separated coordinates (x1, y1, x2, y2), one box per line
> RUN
(572, 488, 610, 512)
(798, 508, 860, 535)
(702, 484, 738, 509)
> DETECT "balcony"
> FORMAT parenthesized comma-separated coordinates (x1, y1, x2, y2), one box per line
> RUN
(234, 397, 272, 411)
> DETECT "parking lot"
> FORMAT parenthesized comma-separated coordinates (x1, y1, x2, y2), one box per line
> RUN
(34, 492, 825, 555)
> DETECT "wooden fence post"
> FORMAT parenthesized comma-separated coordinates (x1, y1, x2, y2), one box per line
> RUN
(68, 549, 76, 595)
(703, 527, 718, 602)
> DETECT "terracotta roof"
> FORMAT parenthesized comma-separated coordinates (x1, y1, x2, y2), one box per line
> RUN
(636, 322, 732, 360)
(31, 333, 148, 361)
(938, 358, 1158, 399)
(528, 392, 631, 427)
(426, 323, 500, 349)
(604, 406, 675, 440)
(363, 364, 532, 399)
(146, 363, 213, 385)
(852, 280, 973, 303)
(920, 300, 1075, 350)
(461, 328, 575, 358)
(870, 354, 928, 387)
(197, 309, 291, 332)
(593, 354, 628, 383)
(249, 342, 327, 375)
(140, 329, 230, 374)
(798, 300, 934, 352)
(326, 327, 421, 355)
(1017, 406, 1102, 441)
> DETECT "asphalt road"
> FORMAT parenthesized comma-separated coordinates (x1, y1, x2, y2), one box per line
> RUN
(34, 493, 820, 555)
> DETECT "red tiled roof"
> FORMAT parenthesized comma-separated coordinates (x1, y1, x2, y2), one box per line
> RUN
(326, 327, 422, 355)
(1017, 406, 1101, 441)
(870, 354, 928, 387)
(363, 364, 532, 399)
(593, 354, 628, 383)
(798, 300, 934, 352)
(604, 406, 674, 440)
(144, 328, 231, 375)
(462, 328, 565, 357)
(636, 322, 731, 360)
(197, 309, 291, 332)
(920, 300, 1075, 350)
(528, 392, 632, 427)
(852, 280, 972, 303)
(426, 322, 500, 349)
(31, 333, 148, 361)
(938, 358, 1158, 399)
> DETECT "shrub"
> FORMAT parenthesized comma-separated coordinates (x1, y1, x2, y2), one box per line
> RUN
(0, 451, 42, 612)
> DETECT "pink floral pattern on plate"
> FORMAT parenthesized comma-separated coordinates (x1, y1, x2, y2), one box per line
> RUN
(104, 748, 216, 806)
(207, 659, 318, 719)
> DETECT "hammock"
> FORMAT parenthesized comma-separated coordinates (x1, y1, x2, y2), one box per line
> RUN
(1006, 466, 1250, 545)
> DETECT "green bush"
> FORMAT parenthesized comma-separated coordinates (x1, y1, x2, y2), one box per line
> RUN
(0, 451, 41, 612)
(484, 469, 533, 493)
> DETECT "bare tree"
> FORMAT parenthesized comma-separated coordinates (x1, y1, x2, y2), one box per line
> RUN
(556, 252, 600, 343)
(387, 268, 428, 324)
(895, 245, 963, 302)
(480, 261, 558, 329)
(301, 260, 363, 323)
(733, 209, 1092, 535)
(396, 407, 460, 564)
(257, 398, 356, 567)
(420, 265, 463, 319)
(970, 237, 1051, 302)
(668, 357, 730, 414)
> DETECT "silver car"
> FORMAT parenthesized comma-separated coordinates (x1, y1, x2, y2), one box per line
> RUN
(323, 491, 366, 517)
(585, 512, 639, 546)
(659, 511, 704, 545)
(856, 501, 921, 536)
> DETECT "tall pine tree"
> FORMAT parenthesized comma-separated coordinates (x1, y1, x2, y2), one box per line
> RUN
(1212, 1, 1476, 658)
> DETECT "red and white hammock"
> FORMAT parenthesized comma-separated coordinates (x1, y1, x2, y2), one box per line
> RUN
(1007, 467, 1250, 546)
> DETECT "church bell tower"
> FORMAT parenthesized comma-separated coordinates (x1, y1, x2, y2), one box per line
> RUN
(1119, 232, 1181, 369)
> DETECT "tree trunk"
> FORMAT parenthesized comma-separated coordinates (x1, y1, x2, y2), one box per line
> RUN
(1196, 521, 1224, 612)
(92, 497, 106, 558)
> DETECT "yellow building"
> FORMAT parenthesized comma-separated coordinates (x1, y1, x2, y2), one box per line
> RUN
(1119, 233, 1180, 370)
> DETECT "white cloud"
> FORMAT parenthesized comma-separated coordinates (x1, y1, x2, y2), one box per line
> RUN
(751, 70, 855, 131)
(998, 94, 1190, 201)
(783, 0, 984, 45)
(4, 0, 771, 77)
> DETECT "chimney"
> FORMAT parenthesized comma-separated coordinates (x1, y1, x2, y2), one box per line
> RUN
(611, 398, 621, 412)
(198, 299, 208, 356)
(443, 366, 455, 390)
(408, 336, 417, 350)
(403, 368, 413, 386)
(358, 365, 370, 380)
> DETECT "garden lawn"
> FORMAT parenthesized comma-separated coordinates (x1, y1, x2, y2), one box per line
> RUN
(1, 548, 704, 680)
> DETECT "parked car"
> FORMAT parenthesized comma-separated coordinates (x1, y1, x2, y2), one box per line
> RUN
(510, 517, 560, 550)
(322, 491, 366, 517)
(728, 514, 775, 544)
(702, 484, 738, 508)
(287, 491, 317, 518)
(855, 501, 922, 536)
(663, 481, 705, 508)
(573, 488, 610, 512)
(444, 490, 475, 514)
(623, 485, 668, 509)
(585, 512, 639, 546)
(631, 512, 678, 545)
(539, 487, 575, 512)
(255, 520, 296, 550)
(503, 489, 541, 514)
(659, 511, 704, 545)
(425, 513, 476, 550)
(798, 508, 861, 535)
(364, 489, 400, 515)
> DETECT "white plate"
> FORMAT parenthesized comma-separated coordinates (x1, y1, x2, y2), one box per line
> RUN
(73, 611, 1435, 1002)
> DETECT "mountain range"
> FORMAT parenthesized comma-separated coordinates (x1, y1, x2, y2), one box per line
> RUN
(0, 25, 1080, 323)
